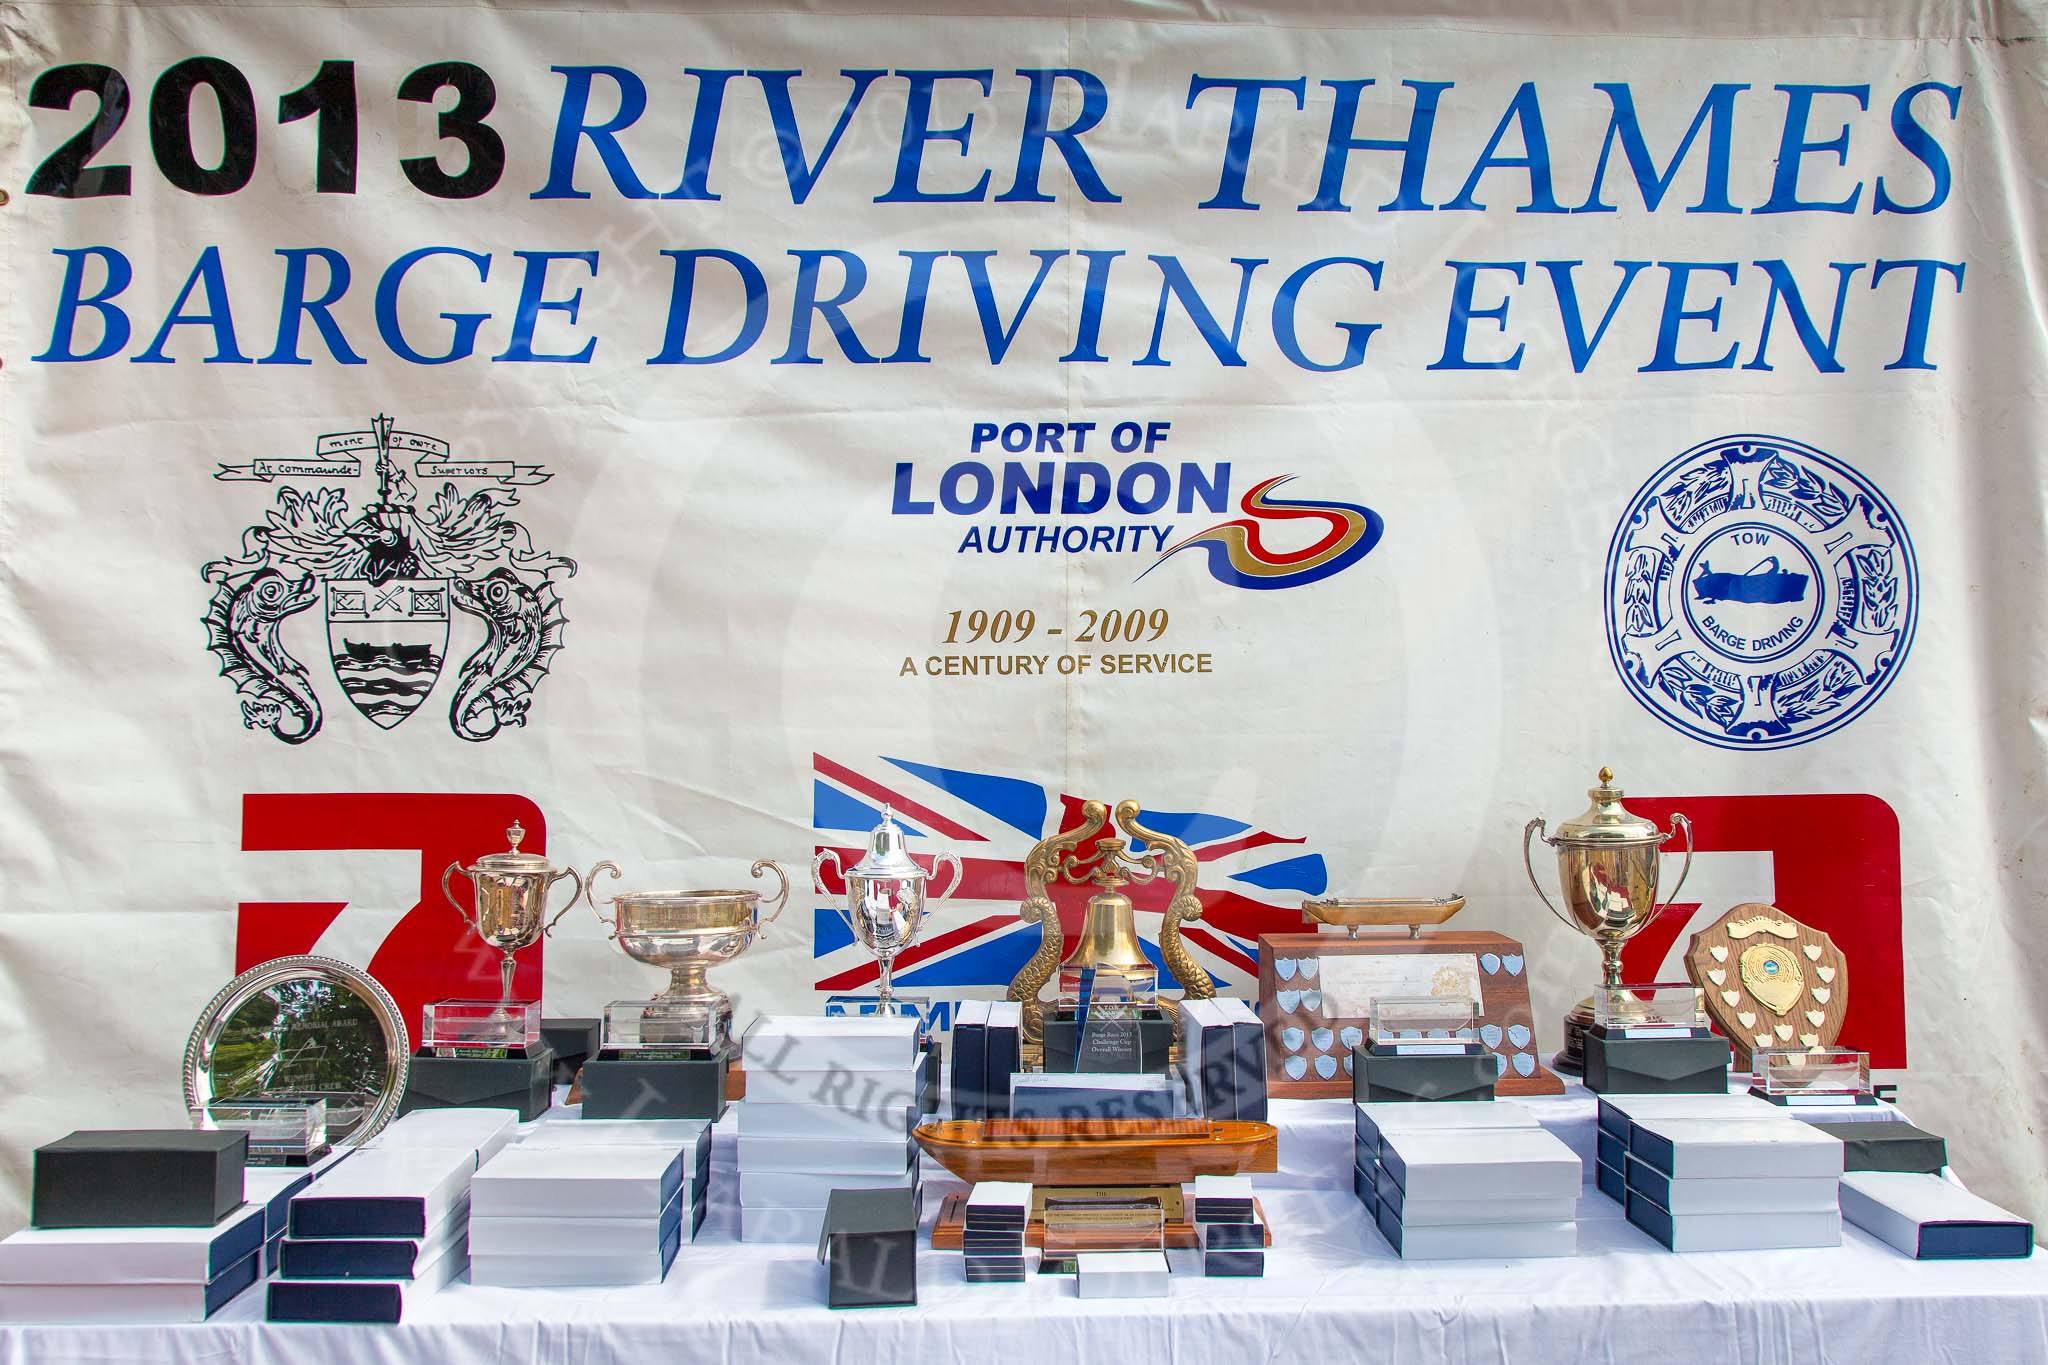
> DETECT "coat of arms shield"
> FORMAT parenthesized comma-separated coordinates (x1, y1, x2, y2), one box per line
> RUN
(324, 578, 451, 729)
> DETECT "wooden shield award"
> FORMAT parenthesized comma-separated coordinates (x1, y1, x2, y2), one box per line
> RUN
(1684, 902, 1848, 1069)
(1258, 897, 1564, 1098)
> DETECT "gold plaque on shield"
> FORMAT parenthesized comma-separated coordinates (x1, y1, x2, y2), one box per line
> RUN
(1684, 902, 1849, 1069)
(1739, 943, 1805, 1015)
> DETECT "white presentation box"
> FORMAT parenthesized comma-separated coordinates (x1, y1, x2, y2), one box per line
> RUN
(367, 1107, 518, 1166)
(735, 1134, 915, 1175)
(1377, 1128, 1581, 1203)
(1627, 1118, 1844, 1181)
(742, 1015, 922, 1072)
(473, 1145, 687, 1219)
(1076, 1251, 1171, 1298)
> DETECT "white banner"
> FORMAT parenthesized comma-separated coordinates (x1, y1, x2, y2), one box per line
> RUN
(1, 1, 2043, 1228)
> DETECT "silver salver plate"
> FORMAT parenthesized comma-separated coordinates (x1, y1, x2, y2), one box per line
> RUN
(182, 955, 411, 1147)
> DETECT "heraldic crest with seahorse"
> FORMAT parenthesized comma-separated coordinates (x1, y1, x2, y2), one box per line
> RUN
(201, 415, 576, 744)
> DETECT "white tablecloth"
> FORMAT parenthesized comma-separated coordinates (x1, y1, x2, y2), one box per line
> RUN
(4, 1086, 2045, 1365)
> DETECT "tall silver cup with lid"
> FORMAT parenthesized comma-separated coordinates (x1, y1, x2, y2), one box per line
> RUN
(813, 806, 962, 1014)
(441, 821, 583, 1005)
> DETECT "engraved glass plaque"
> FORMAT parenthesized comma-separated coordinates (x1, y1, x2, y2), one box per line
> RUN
(204, 1100, 329, 1166)
(1752, 1047, 1873, 1106)
(1058, 962, 1158, 1010)
(1593, 983, 1711, 1039)
(1041, 1194, 1166, 1257)
(1060, 968, 1147, 1073)
(1366, 996, 1483, 1056)
(602, 998, 722, 1058)
(421, 999, 541, 1056)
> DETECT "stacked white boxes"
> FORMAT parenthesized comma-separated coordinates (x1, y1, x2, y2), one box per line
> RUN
(0, 1206, 268, 1324)
(1351, 1102, 1538, 1220)
(1621, 1116, 1845, 1251)
(736, 1016, 928, 1245)
(266, 1148, 477, 1322)
(1354, 1102, 1579, 1259)
(1192, 1174, 1263, 1277)
(469, 1120, 713, 1286)
(265, 1108, 514, 1322)
(1592, 1092, 1787, 1204)
(961, 1182, 1030, 1283)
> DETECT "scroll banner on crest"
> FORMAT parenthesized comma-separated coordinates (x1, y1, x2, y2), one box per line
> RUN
(0, 1, 2043, 1231)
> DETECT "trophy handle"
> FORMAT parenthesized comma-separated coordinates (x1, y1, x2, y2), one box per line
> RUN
(813, 849, 857, 940)
(752, 859, 790, 928)
(542, 866, 583, 934)
(584, 861, 622, 935)
(1522, 819, 1576, 931)
(928, 850, 964, 901)
(441, 862, 482, 934)
(1652, 813, 1695, 921)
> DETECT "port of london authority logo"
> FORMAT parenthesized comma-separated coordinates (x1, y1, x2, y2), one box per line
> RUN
(201, 415, 576, 745)
(1605, 435, 1916, 750)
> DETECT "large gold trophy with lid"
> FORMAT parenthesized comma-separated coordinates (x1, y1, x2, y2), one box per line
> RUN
(1523, 767, 1692, 1075)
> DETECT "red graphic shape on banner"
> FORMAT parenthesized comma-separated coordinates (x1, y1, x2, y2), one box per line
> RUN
(239, 793, 546, 1044)
(234, 902, 348, 974)
(1618, 793, 1904, 1068)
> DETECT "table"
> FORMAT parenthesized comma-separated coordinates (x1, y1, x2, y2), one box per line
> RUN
(3, 1085, 2045, 1365)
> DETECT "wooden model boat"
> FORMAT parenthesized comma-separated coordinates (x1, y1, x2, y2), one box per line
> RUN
(912, 1117, 1277, 1186)
(1302, 894, 1464, 938)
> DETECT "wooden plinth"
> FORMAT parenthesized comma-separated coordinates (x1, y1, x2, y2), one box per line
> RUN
(928, 1191, 1272, 1251)
(1258, 930, 1565, 1099)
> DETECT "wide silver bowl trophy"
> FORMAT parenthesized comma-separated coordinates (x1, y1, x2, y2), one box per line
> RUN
(429, 822, 584, 1053)
(584, 856, 790, 1055)
(1524, 767, 1692, 1075)
(813, 805, 962, 1028)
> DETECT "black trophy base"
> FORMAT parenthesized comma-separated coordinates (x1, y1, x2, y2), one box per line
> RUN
(1351, 1049, 1498, 1104)
(1042, 1007, 1174, 1076)
(579, 1047, 732, 1121)
(401, 1048, 555, 1121)
(541, 1018, 601, 1087)
(1582, 1031, 1731, 1095)
(1551, 1002, 1592, 1077)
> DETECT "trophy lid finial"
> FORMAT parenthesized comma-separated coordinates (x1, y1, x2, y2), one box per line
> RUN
(1553, 766, 1664, 844)
(856, 805, 926, 879)
(472, 818, 553, 873)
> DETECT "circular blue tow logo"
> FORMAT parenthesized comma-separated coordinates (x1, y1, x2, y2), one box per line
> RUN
(1605, 435, 1917, 750)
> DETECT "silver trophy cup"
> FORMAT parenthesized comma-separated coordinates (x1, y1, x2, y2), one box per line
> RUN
(813, 806, 962, 1013)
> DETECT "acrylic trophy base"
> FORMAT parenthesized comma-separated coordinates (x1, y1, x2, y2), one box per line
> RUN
(206, 1101, 330, 1168)
(824, 993, 935, 1042)
(601, 997, 726, 1060)
(420, 999, 542, 1058)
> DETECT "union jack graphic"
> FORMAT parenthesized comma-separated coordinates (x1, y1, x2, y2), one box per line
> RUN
(811, 755, 1331, 1009)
